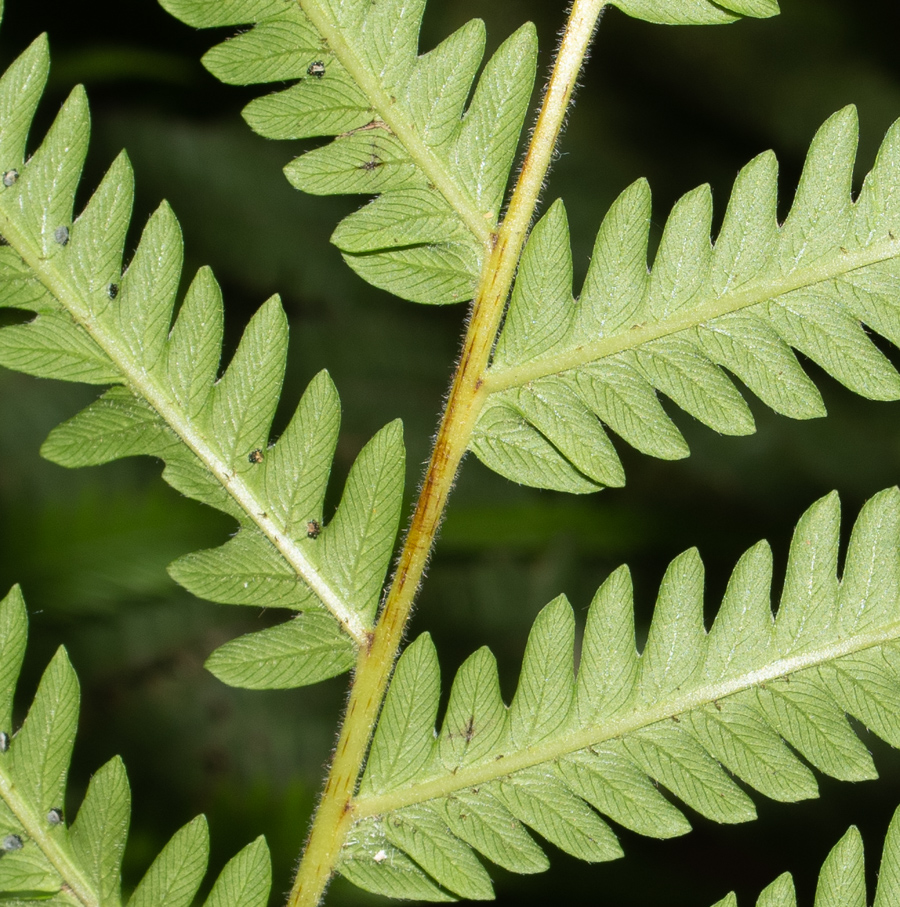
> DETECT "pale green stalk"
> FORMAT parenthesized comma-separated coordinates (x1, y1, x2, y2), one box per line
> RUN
(287, 3, 607, 905)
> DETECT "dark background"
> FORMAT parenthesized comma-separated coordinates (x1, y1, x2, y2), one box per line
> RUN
(2, 0, 900, 904)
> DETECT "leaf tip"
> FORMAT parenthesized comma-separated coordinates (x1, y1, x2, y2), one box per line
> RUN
(503, 20, 539, 62)
(380, 417, 406, 447)
(1, 584, 25, 608)
(259, 293, 286, 320)
(30, 30, 51, 58)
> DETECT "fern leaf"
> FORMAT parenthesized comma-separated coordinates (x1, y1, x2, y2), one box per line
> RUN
(0, 37, 408, 683)
(202, 837, 271, 907)
(160, 0, 778, 303)
(69, 758, 131, 906)
(0, 585, 270, 906)
(477, 107, 900, 492)
(8, 649, 79, 827)
(607, 0, 779, 26)
(160, 0, 538, 304)
(710, 803, 900, 905)
(335, 488, 900, 900)
(127, 816, 209, 907)
(204, 612, 356, 689)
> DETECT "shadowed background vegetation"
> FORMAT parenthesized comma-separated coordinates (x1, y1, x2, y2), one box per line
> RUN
(2, 1, 900, 904)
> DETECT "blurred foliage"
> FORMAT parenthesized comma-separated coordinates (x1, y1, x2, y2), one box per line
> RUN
(3, 0, 900, 905)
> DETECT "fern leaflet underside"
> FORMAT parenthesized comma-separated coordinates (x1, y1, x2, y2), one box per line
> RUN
(474, 107, 900, 493)
(0, 35, 401, 688)
(161, 0, 538, 305)
(336, 489, 900, 901)
(609, 0, 779, 26)
(712, 804, 900, 906)
(0, 585, 272, 907)
(160, 0, 776, 306)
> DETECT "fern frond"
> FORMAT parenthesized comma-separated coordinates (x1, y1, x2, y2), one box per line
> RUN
(475, 107, 900, 493)
(160, 0, 539, 304)
(0, 584, 272, 906)
(0, 36, 405, 684)
(710, 803, 900, 907)
(160, 1, 777, 306)
(334, 488, 900, 900)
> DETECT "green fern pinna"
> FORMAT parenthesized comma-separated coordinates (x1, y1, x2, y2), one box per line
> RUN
(2, 0, 900, 904)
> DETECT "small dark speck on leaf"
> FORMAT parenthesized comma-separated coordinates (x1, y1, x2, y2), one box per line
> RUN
(2, 834, 22, 852)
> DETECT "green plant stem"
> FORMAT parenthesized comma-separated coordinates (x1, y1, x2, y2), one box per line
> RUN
(287, 3, 607, 905)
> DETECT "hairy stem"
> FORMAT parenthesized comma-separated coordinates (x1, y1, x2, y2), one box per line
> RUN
(287, 3, 606, 905)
